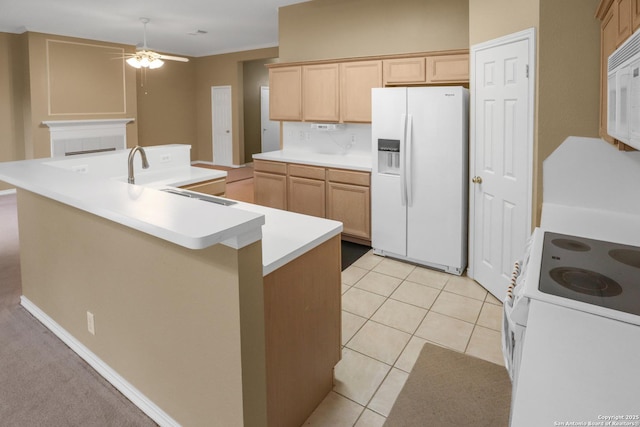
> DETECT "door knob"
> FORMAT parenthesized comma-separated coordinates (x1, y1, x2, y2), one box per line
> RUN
(472, 176, 483, 184)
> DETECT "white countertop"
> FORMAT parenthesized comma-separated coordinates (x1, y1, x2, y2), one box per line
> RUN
(253, 150, 372, 172)
(0, 146, 343, 276)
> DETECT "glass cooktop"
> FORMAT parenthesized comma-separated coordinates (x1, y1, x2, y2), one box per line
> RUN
(539, 232, 640, 316)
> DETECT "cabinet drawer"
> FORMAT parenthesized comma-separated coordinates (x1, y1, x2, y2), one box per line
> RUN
(180, 178, 226, 196)
(254, 160, 287, 175)
(327, 168, 370, 186)
(288, 164, 326, 180)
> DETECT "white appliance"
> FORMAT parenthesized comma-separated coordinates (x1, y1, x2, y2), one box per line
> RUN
(607, 27, 640, 150)
(371, 87, 469, 275)
(503, 137, 640, 426)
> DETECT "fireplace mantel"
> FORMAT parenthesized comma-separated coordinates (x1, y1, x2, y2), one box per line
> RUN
(43, 118, 135, 157)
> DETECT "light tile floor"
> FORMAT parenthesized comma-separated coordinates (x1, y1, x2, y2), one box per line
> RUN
(303, 251, 504, 427)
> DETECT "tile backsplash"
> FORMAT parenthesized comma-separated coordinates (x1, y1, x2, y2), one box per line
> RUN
(282, 122, 372, 155)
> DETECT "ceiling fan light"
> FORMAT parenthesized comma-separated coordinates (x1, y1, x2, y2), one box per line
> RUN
(126, 57, 142, 68)
(140, 56, 150, 67)
(149, 58, 164, 69)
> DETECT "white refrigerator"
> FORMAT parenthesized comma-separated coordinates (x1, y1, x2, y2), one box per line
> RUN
(371, 86, 469, 275)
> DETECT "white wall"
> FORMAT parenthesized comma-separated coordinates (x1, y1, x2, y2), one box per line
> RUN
(282, 122, 372, 155)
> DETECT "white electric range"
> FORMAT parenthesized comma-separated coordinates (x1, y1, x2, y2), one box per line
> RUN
(504, 137, 640, 426)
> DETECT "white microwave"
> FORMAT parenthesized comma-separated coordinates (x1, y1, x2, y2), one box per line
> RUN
(608, 28, 640, 150)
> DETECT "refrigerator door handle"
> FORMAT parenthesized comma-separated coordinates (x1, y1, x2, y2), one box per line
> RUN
(400, 113, 407, 206)
(405, 114, 413, 207)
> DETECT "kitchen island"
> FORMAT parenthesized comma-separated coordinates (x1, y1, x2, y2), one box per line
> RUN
(0, 145, 342, 427)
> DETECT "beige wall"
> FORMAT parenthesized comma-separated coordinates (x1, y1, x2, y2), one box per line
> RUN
(18, 189, 267, 427)
(136, 58, 197, 149)
(278, 0, 469, 62)
(468, 0, 540, 46)
(0, 33, 26, 191)
(194, 47, 278, 164)
(535, 0, 600, 222)
(468, 0, 600, 226)
(24, 33, 139, 159)
(243, 58, 277, 164)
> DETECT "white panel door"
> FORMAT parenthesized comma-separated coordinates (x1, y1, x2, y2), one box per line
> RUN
(371, 88, 408, 257)
(260, 86, 280, 153)
(470, 29, 534, 299)
(211, 86, 233, 166)
(407, 87, 468, 273)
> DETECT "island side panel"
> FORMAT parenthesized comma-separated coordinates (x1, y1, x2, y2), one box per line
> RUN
(16, 189, 266, 427)
(263, 234, 341, 427)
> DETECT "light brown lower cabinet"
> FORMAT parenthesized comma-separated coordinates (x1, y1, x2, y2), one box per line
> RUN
(253, 160, 371, 243)
(326, 181, 370, 241)
(264, 235, 341, 427)
(254, 160, 288, 210)
(288, 176, 326, 217)
(179, 177, 226, 196)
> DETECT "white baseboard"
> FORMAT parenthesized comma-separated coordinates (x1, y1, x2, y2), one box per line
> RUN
(0, 188, 17, 196)
(20, 297, 181, 427)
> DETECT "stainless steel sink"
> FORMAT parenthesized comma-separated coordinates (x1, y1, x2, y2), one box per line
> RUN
(160, 188, 237, 206)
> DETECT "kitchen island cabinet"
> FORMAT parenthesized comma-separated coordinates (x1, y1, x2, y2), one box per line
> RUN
(0, 147, 342, 427)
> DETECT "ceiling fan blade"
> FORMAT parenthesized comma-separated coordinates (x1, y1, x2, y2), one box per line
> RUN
(158, 54, 190, 62)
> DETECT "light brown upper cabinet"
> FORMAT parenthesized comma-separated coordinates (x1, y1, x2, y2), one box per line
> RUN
(303, 64, 340, 122)
(270, 66, 302, 121)
(633, 0, 640, 30)
(340, 61, 383, 123)
(600, 4, 618, 143)
(426, 54, 470, 84)
(268, 50, 468, 122)
(616, 0, 633, 46)
(383, 57, 427, 85)
(383, 54, 470, 86)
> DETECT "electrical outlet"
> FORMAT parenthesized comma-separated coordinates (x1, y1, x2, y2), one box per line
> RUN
(160, 154, 171, 163)
(71, 165, 89, 174)
(350, 134, 357, 143)
(87, 311, 95, 335)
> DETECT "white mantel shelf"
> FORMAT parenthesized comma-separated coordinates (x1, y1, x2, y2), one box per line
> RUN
(42, 118, 135, 128)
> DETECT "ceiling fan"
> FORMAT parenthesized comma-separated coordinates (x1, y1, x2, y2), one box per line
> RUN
(125, 17, 189, 69)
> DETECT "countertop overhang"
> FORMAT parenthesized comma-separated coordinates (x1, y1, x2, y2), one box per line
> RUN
(0, 145, 344, 276)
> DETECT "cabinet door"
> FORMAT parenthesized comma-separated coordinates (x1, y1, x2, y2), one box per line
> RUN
(616, 0, 632, 46)
(303, 64, 340, 122)
(383, 57, 426, 85)
(269, 66, 302, 121)
(288, 176, 326, 217)
(633, 0, 640, 30)
(426, 54, 470, 84)
(601, 6, 618, 143)
(340, 61, 383, 123)
(180, 178, 226, 196)
(326, 182, 371, 240)
(254, 171, 288, 210)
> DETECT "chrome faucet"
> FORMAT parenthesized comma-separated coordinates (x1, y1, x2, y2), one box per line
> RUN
(127, 146, 149, 184)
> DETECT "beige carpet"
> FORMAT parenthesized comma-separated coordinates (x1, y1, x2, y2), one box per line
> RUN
(384, 342, 512, 427)
(0, 193, 157, 426)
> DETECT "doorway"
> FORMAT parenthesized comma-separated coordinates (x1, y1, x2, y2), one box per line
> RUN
(260, 86, 280, 153)
(211, 85, 233, 166)
(468, 28, 536, 299)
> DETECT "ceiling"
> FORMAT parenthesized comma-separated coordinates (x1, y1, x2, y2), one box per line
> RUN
(0, 0, 309, 57)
